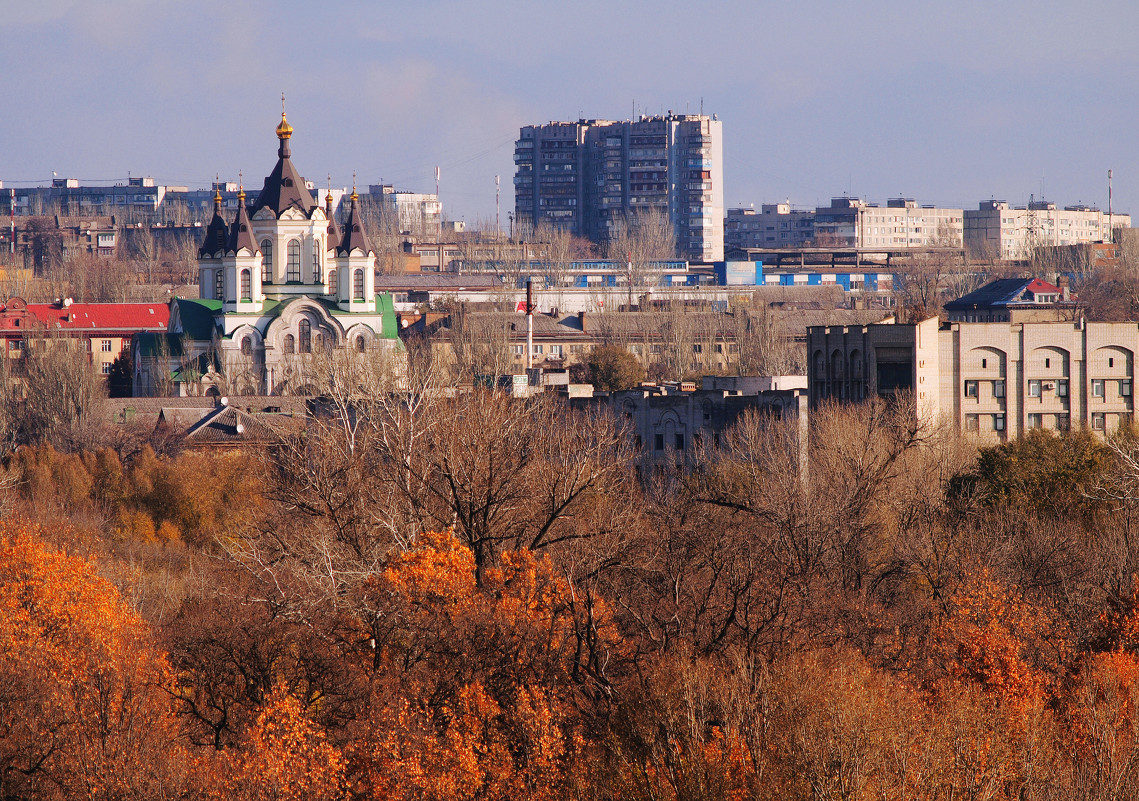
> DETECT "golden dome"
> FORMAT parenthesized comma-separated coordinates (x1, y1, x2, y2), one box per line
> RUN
(325, 189, 334, 205)
(276, 112, 293, 140)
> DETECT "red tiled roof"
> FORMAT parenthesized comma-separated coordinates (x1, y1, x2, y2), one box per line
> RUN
(1025, 278, 1061, 295)
(24, 302, 170, 333)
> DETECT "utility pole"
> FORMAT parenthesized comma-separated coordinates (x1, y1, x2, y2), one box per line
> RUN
(1109, 169, 1114, 242)
(526, 278, 534, 370)
(495, 175, 500, 237)
(9, 188, 14, 256)
(435, 166, 440, 201)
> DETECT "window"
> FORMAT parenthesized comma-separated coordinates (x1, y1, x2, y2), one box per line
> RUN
(675, 433, 685, 451)
(1093, 412, 1106, 430)
(312, 240, 322, 282)
(1045, 358, 1051, 369)
(298, 319, 311, 354)
(1028, 379, 1041, 398)
(1058, 379, 1069, 397)
(965, 413, 979, 431)
(1123, 379, 1133, 397)
(1110, 357, 1115, 368)
(215, 270, 224, 300)
(993, 380, 1005, 398)
(1093, 379, 1105, 398)
(283, 334, 295, 354)
(353, 268, 364, 300)
(261, 239, 273, 282)
(965, 380, 978, 398)
(549, 345, 563, 357)
(241, 336, 252, 356)
(100, 339, 112, 353)
(1057, 414, 1071, 431)
(994, 413, 1006, 432)
(240, 269, 251, 301)
(654, 433, 664, 451)
(512, 344, 524, 356)
(981, 358, 987, 369)
(1028, 413, 1043, 429)
(692, 344, 703, 354)
(287, 239, 301, 282)
(356, 336, 366, 353)
(328, 269, 338, 295)
(101, 362, 112, 374)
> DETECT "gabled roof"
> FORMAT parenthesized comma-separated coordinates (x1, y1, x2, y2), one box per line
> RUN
(182, 404, 297, 446)
(27, 302, 170, 333)
(228, 197, 259, 254)
(944, 277, 1062, 311)
(336, 193, 373, 256)
(199, 198, 229, 257)
(249, 118, 316, 218)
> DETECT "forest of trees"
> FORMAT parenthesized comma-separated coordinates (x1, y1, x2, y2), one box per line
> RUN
(6, 361, 1139, 800)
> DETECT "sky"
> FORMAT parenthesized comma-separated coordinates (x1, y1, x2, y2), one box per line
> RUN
(2, 0, 1139, 223)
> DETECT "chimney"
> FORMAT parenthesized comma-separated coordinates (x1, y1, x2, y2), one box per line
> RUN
(577, 310, 586, 327)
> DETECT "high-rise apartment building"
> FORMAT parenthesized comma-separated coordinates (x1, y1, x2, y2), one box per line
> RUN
(514, 113, 724, 262)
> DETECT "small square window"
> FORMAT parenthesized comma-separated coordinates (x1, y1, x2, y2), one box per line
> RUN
(1028, 413, 1042, 429)
(965, 380, 978, 398)
(994, 414, 1006, 432)
(1029, 380, 1041, 398)
(965, 414, 979, 431)
(675, 433, 685, 450)
(1093, 412, 1106, 430)
(994, 380, 1005, 398)
(1058, 380, 1069, 397)
(1093, 379, 1105, 398)
(1124, 380, 1133, 397)
(654, 433, 664, 451)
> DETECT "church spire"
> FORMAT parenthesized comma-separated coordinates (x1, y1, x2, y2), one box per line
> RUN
(276, 94, 293, 158)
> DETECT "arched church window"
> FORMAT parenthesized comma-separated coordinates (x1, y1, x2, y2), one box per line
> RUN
(312, 239, 322, 282)
(356, 335, 366, 353)
(214, 269, 224, 301)
(261, 239, 273, 283)
(283, 334, 295, 354)
(328, 269, 338, 295)
(287, 239, 301, 282)
(240, 269, 251, 301)
(298, 319, 311, 354)
(353, 268, 364, 300)
(241, 336, 252, 356)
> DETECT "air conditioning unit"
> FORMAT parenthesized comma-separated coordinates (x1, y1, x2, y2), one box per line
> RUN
(1043, 382, 1056, 391)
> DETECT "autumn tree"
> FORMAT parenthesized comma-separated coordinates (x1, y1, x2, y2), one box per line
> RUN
(586, 343, 644, 391)
(0, 526, 182, 801)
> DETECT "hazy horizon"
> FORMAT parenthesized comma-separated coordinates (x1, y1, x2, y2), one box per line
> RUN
(3, 0, 1138, 223)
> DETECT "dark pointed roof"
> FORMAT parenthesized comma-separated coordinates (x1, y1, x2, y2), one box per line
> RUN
(249, 113, 317, 218)
(336, 190, 373, 256)
(324, 190, 341, 252)
(199, 190, 229, 257)
(228, 190, 258, 254)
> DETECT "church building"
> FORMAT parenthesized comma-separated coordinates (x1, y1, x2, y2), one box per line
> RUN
(134, 112, 401, 396)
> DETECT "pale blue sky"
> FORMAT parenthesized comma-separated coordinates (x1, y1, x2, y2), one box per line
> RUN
(2, 0, 1137, 223)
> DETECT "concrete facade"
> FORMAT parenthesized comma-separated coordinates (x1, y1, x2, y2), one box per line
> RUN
(808, 317, 1139, 440)
(964, 200, 1130, 261)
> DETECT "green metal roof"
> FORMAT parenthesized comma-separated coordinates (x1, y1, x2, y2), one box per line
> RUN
(176, 298, 222, 341)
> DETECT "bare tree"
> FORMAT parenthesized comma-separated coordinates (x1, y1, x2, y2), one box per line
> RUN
(607, 207, 676, 292)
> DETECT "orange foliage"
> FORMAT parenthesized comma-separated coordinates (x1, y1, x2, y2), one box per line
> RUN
(203, 688, 347, 801)
(0, 524, 180, 801)
(929, 569, 1067, 709)
(349, 530, 608, 801)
